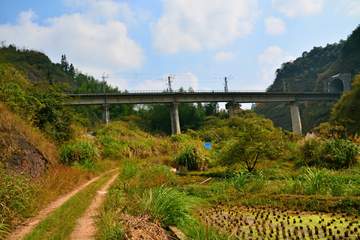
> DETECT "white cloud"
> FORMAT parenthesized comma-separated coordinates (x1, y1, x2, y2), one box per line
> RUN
(335, 0, 360, 18)
(133, 79, 167, 91)
(347, 1, 360, 17)
(132, 72, 199, 91)
(258, 46, 294, 82)
(150, 0, 260, 54)
(0, 4, 145, 80)
(339, 0, 360, 18)
(173, 72, 199, 91)
(63, 0, 136, 23)
(213, 51, 236, 62)
(271, 0, 324, 17)
(264, 16, 286, 35)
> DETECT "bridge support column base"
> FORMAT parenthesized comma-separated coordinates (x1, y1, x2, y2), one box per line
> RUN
(289, 103, 302, 134)
(226, 102, 239, 118)
(170, 103, 181, 134)
(102, 104, 110, 124)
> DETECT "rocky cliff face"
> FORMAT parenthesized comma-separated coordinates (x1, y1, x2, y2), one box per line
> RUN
(0, 103, 58, 178)
(3, 138, 47, 178)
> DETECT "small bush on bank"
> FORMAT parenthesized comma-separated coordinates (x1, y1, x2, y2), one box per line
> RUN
(170, 134, 191, 143)
(60, 140, 100, 165)
(174, 142, 207, 171)
(317, 139, 359, 169)
(298, 136, 360, 169)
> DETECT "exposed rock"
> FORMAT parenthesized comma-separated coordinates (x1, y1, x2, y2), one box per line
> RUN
(3, 138, 47, 178)
(27, 71, 38, 83)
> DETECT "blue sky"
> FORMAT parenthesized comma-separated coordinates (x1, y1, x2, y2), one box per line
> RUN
(0, 0, 359, 108)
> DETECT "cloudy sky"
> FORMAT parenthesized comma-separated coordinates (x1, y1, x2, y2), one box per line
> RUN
(0, 0, 359, 108)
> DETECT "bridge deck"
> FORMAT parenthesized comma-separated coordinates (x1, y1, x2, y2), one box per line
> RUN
(66, 91, 341, 105)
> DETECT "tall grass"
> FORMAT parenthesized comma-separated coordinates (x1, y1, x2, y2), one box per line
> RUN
(139, 185, 200, 227)
(60, 140, 100, 165)
(139, 164, 176, 189)
(302, 168, 329, 195)
(120, 160, 140, 180)
(228, 172, 250, 192)
(180, 222, 229, 240)
(0, 167, 33, 238)
(174, 141, 208, 171)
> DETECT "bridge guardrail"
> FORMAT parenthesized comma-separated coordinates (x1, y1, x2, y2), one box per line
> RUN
(68, 90, 269, 95)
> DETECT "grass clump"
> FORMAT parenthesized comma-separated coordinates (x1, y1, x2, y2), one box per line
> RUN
(174, 142, 208, 171)
(60, 140, 100, 165)
(139, 185, 200, 227)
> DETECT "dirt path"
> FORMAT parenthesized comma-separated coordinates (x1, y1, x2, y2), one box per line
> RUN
(6, 168, 119, 240)
(70, 172, 119, 240)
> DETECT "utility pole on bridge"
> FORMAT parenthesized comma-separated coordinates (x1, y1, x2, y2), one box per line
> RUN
(101, 73, 110, 125)
(224, 75, 233, 92)
(167, 74, 175, 92)
(102, 73, 110, 94)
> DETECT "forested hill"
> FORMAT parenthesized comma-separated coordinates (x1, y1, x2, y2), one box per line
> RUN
(0, 43, 126, 124)
(254, 25, 360, 133)
(0, 43, 121, 94)
(0, 44, 75, 90)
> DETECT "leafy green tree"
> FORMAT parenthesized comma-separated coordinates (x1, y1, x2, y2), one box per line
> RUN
(217, 119, 278, 172)
(204, 102, 219, 116)
(68, 63, 75, 78)
(61, 54, 69, 73)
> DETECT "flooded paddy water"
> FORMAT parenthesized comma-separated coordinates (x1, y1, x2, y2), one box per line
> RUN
(199, 205, 360, 239)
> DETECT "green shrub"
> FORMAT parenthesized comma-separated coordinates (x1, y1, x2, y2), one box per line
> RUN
(186, 129, 199, 139)
(175, 143, 206, 171)
(316, 139, 359, 169)
(298, 137, 322, 166)
(171, 134, 191, 143)
(139, 185, 200, 227)
(299, 137, 360, 169)
(199, 130, 222, 143)
(60, 140, 100, 165)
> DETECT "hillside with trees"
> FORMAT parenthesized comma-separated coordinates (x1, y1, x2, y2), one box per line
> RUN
(254, 24, 360, 133)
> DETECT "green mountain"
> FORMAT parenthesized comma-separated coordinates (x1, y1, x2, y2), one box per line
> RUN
(0, 44, 76, 89)
(254, 25, 360, 133)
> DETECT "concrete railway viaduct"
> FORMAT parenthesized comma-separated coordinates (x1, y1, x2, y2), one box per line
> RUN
(65, 73, 350, 135)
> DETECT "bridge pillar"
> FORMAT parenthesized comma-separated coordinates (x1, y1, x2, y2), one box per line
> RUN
(170, 103, 181, 134)
(102, 104, 110, 124)
(289, 102, 302, 134)
(225, 102, 239, 117)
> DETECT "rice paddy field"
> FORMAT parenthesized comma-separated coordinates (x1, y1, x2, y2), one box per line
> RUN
(199, 205, 360, 239)
(175, 165, 360, 240)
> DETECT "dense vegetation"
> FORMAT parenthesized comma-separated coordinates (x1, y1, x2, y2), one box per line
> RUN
(254, 24, 360, 134)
